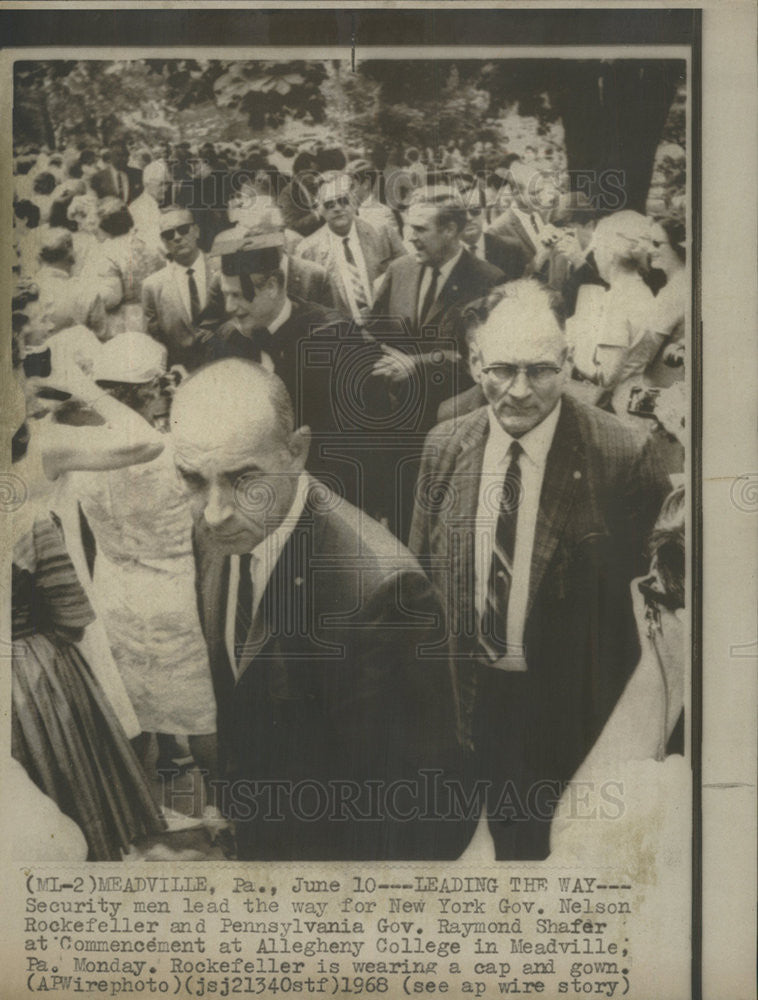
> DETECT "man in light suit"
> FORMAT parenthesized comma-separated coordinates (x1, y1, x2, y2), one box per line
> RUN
(172, 359, 463, 860)
(142, 207, 221, 370)
(409, 281, 671, 859)
(295, 171, 405, 325)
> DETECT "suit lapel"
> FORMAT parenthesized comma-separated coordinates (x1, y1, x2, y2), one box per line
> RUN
(235, 486, 317, 689)
(424, 250, 472, 326)
(526, 400, 584, 620)
(168, 263, 193, 324)
(448, 409, 489, 639)
(195, 523, 233, 688)
(356, 218, 381, 285)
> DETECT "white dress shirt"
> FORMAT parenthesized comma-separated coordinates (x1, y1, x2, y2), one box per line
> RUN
(170, 254, 208, 321)
(416, 246, 463, 323)
(467, 235, 487, 260)
(253, 296, 293, 372)
(474, 400, 562, 665)
(224, 471, 309, 676)
(329, 223, 373, 321)
(111, 166, 129, 201)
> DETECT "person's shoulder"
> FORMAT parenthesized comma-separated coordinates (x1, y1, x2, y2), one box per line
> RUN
(142, 262, 170, 289)
(300, 223, 329, 248)
(562, 394, 643, 458)
(290, 254, 326, 277)
(385, 252, 418, 280)
(458, 247, 503, 284)
(305, 482, 422, 575)
(288, 295, 341, 328)
(426, 404, 488, 450)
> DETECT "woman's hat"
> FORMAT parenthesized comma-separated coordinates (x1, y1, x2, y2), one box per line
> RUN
(94, 332, 167, 384)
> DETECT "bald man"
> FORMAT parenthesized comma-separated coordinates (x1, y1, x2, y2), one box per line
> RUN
(172, 359, 464, 861)
(408, 281, 671, 859)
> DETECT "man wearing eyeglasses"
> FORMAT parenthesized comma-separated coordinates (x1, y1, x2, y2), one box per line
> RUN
(142, 207, 220, 370)
(295, 171, 405, 325)
(409, 280, 671, 860)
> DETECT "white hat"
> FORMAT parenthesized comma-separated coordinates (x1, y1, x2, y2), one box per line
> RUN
(94, 332, 167, 384)
(48, 325, 104, 381)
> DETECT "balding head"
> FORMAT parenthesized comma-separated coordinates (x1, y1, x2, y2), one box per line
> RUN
(171, 360, 310, 553)
(471, 281, 568, 437)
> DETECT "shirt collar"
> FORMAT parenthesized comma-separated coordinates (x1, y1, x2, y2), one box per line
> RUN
(248, 470, 309, 572)
(329, 221, 358, 249)
(433, 245, 463, 286)
(268, 296, 293, 336)
(171, 252, 204, 275)
(486, 397, 562, 469)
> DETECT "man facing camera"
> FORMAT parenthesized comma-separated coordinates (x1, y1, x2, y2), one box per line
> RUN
(142, 207, 220, 370)
(172, 359, 464, 860)
(409, 281, 671, 859)
(296, 171, 405, 325)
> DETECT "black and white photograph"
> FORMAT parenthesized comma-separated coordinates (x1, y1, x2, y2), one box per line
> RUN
(0, 5, 755, 999)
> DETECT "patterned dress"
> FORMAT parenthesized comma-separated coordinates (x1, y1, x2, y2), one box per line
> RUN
(11, 515, 166, 861)
(73, 443, 216, 735)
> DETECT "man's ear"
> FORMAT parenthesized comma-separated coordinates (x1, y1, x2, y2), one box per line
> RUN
(468, 341, 483, 382)
(289, 425, 311, 468)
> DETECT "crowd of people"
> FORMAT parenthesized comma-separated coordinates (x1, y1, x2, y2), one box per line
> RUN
(9, 128, 688, 861)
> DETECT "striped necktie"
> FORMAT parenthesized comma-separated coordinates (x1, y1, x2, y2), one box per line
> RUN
(479, 440, 523, 662)
(342, 237, 370, 314)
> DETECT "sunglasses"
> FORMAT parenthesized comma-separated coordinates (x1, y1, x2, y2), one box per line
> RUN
(322, 196, 351, 211)
(467, 208, 483, 218)
(160, 223, 193, 241)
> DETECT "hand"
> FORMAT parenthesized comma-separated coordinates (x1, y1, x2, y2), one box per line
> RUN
(662, 341, 685, 367)
(372, 344, 418, 382)
(653, 383, 686, 446)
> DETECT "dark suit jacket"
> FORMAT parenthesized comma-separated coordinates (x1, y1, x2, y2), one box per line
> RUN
(481, 230, 529, 281)
(364, 249, 505, 536)
(141, 254, 221, 370)
(487, 206, 539, 262)
(296, 218, 403, 317)
(408, 396, 671, 852)
(286, 255, 335, 310)
(193, 480, 463, 860)
(200, 296, 340, 424)
(370, 247, 504, 351)
(90, 165, 143, 204)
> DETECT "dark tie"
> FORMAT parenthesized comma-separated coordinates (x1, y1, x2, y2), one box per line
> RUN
(234, 553, 254, 668)
(342, 237, 370, 313)
(250, 327, 273, 361)
(116, 171, 125, 201)
(418, 266, 440, 327)
(480, 440, 523, 663)
(186, 267, 201, 322)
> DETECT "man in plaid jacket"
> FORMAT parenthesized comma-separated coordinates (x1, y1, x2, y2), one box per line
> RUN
(409, 280, 672, 859)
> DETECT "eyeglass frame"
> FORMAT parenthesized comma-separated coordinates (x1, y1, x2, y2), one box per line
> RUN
(321, 195, 352, 211)
(479, 361, 565, 386)
(160, 222, 194, 242)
